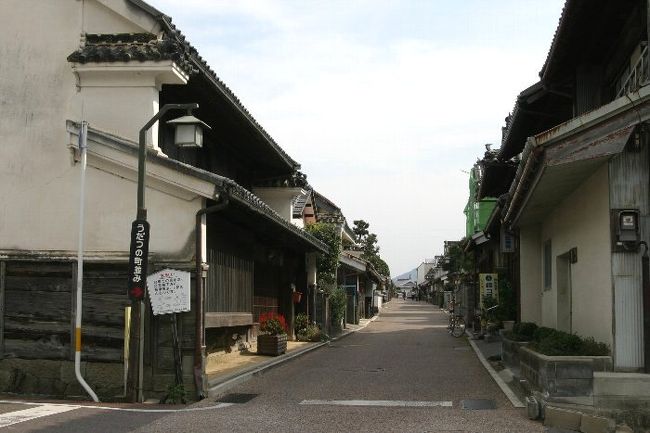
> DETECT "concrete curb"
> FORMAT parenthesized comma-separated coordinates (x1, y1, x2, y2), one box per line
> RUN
(207, 314, 380, 397)
(467, 337, 525, 408)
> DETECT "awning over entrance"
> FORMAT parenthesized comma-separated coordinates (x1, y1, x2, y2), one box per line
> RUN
(515, 124, 635, 226)
(545, 124, 635, 167)
(502, 83, 650, 228)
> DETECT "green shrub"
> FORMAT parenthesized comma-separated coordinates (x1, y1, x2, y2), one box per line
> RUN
(509, 322, 538, 341)
(579, 337, 610, 356)
(297, 323, 322, 342)
(295, 313, 309, 335)
(529, 327, 610, 356)
(534, 332, 582, 356)
(161, 384, 186, 404)
(532, 326, 557, 342)
(329, 287, 347, 329)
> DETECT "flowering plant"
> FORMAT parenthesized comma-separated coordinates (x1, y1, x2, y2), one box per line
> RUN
(259, 312, 288, 335)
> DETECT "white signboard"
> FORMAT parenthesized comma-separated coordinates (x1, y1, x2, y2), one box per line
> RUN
(147, 269, 191, 315)
(479, 273, 499, 308)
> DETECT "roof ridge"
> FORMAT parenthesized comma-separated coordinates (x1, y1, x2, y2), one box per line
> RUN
(157, 16, 300, 170)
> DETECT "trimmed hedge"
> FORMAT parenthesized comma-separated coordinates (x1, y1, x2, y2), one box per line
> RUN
(504, 323, 609, 356)
(505, 321, 538, 341)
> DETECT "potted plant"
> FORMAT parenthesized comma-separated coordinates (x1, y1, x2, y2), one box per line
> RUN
(257, 312, 288, 356)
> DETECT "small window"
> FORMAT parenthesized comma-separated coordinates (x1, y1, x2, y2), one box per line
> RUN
(543, 239, 552, 290)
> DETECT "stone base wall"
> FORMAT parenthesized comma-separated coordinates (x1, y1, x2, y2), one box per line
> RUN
(519, 347, 613, 399)
(0, 358, 123, 400)
(501, 335, 529, 372)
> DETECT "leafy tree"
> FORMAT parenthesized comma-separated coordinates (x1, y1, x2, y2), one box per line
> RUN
(363, 233, 379, 258)
(352, 220, 389, 277)
(305, 222, 341, 292)
(352, 219, 369, 243)
(441, 241, 473, 274)
(368, 255, 390, 277)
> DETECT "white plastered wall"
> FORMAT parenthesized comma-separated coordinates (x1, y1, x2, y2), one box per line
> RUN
(0, 0, 202, 257)
(539, 164, 613, 346)
(519, 224, 542, 324)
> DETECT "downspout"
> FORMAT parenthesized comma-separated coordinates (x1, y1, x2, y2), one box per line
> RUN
(75, 121, 100, 402)
(194, 194, 229, 399)
(640, 241, 649, 373)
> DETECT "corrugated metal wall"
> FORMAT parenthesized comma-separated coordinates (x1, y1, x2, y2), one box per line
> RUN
(609, 137, 649, 369)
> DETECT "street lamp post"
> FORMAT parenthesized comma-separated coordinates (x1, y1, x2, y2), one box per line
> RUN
(126, 103, 208, 403)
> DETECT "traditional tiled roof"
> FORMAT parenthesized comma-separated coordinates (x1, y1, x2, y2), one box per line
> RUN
(254, 171, 310, 188)
(539, 0, 570, 81)
(292, 194, 309, 219)
(67, 33, 196, 75)
(157, 14, 299, 170)
(68, 0, 300, 171)
(499, 82, 544, 159)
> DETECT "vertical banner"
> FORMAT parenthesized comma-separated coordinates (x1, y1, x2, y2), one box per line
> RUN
(127, 219, 150, 301)
(479, 273, 498, 308)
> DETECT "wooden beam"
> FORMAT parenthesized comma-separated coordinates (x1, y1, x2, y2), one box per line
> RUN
(204, 312, 253, 328)
(0, 261, 5, 357)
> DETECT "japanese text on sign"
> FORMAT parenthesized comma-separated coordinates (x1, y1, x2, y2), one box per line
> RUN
(479, 273, 499, 308)
(127, 219, 150, 301)
(147, 269, 191, 315)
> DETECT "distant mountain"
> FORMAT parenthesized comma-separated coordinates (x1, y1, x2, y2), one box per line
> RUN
(392, 268, 416, 283)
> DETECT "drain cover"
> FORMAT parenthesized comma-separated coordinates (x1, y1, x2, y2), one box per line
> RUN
(460, 399, 496, 410)
(453, 346, 470, 351)
(216, 393, 258, 404)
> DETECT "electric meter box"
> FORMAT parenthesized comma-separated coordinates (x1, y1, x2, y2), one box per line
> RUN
(611, 209, 640, 252)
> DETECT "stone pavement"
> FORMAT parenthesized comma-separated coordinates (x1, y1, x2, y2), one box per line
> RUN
(207, 317, 377, 396)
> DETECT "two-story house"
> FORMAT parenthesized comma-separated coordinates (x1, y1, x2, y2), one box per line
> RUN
(0, 0, 326, 401)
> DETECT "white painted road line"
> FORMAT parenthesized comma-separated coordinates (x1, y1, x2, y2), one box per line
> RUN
(0, 400, 234, 414)
(300, 400, 453, 408)
(0, 404, 79, 428)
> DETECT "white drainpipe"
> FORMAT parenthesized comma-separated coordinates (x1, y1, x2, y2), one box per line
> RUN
(75, 121, 99, 402)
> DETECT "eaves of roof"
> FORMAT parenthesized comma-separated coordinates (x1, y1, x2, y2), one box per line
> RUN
(69, 120, 327, 253)
(156, 15, 299, 171)
(499, 82, 544, 160)
(75, 0, 299, 172)
(313, 190, 342, 213)
(539, 0, 571, 81)
(538, 0, 640, 85)
(502, 84, 650, 228)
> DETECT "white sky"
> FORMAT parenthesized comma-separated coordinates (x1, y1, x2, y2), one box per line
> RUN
(149, 0, 565, 277)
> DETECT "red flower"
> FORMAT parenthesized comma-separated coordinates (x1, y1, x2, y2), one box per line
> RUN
(259, 312, 288, 335)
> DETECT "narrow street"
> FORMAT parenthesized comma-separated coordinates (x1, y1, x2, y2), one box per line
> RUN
(0, 300, 543, 433)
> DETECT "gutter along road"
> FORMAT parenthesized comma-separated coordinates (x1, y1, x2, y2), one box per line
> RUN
(0, 299, 542, 433)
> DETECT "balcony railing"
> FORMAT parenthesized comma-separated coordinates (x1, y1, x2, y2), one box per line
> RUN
(616, 43, 649, 98)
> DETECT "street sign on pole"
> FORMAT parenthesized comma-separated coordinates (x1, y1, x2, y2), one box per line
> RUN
(127, 219, 150, 301)
(147, 269, 191, 315)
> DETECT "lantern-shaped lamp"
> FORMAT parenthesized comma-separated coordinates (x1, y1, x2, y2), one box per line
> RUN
(166, 113, 211, 148)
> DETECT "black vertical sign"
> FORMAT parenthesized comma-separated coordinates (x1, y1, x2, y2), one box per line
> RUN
(127, 219, 150, 301)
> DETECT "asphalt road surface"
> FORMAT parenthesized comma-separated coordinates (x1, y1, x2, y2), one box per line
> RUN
(0, 299, 544, 433)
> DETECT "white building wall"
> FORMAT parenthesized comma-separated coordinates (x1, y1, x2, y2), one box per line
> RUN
(416, 261, 435, 285)
(252, 187, 306, 225)
(539, 164, 613, 347)
(519, 225, 542, 324)
(0, 0, 201, 257)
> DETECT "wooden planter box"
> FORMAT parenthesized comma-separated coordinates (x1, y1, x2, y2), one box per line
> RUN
(257, 334, 287, 356)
